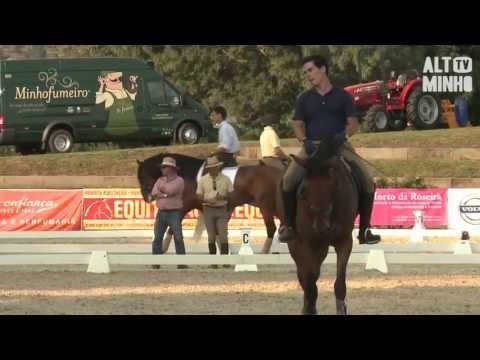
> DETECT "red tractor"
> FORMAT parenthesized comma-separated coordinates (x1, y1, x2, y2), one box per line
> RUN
(344, 70, 442, 132)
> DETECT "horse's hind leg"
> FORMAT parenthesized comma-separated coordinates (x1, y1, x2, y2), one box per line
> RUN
(334, 237, 353, 315)
(260, 208, 276, 254)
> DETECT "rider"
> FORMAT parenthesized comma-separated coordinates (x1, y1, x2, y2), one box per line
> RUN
(209, 106, 240, 168)
(278, 55, 381, 245)
(258, 114, 289, 171)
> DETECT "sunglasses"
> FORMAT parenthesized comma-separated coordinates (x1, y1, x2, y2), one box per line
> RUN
(109, 77, 123, 83)
(212, 179, 217, 191)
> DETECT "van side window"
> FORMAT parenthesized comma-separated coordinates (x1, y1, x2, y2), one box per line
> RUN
(147, 81, 167, 105)
(164, 83, 180, 105)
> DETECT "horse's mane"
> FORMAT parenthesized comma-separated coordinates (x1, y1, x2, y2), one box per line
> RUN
(307, 137, 342, 177)
(139, 153, 205, 181)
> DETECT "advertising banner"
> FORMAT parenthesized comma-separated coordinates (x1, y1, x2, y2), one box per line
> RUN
(447, 189, 480, 231)
(0, 190, 83, 231)
(82, 189, 269, 230)
(369, 188, 448, 227)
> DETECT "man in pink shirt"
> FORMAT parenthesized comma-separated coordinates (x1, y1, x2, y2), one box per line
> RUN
(150, 157, 187, 269)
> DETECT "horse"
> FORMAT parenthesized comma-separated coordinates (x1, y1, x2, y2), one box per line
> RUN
(283, 138, 359, 315)
(136, 153, 284, 254)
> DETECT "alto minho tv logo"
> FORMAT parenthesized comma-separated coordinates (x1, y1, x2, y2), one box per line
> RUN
(423, 56, 473, 93)
(459, 194, 480, 226)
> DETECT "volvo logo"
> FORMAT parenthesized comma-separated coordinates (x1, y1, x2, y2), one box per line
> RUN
(459, 194, 480, 226)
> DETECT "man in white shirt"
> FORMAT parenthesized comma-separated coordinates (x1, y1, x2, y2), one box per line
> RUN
(209, 106, 240, 167)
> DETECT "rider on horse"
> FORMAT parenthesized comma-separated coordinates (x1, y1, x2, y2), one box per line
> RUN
(278, 55, 381, 245)
(257, 114, 290, 171)
(209, 106, 240, 168)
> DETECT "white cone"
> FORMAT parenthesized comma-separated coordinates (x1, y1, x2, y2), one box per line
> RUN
(454, 240, 473, 255)
(87, 251, 111, 274)
(410, 211, 426, 243)
(366, 250, 388, 274)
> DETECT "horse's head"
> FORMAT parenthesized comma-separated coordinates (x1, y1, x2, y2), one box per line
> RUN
(292, 137, 342, 235)
(136, 159, 162, 202)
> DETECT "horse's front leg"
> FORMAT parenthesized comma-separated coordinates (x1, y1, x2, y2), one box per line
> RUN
(334, 236, 353, 315)
(294, 243, 329, 315)
(297, 267, 319, 315)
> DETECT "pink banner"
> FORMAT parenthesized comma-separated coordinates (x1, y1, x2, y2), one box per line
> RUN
(0, 190, 83, 231)
(360, 189, 448, 227)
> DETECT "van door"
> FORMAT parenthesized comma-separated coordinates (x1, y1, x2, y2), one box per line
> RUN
(143, 80, 175, 141)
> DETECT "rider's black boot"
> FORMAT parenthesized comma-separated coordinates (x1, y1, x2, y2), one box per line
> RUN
(278, 189, 298, 243)
(358, 192, 381, 245)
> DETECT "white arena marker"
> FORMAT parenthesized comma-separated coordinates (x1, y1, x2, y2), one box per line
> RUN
(410, 211, 426, 243)
(366, 250, 388, 274)
(87, 251, 111, 274)
(454, 237, 473, 255)
(235, 229, 258, 272)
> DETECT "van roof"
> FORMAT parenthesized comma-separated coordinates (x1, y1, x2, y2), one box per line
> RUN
(2, 57, 151, 72)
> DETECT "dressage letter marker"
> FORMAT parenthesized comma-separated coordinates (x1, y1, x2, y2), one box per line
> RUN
(235, 229, 258, 272)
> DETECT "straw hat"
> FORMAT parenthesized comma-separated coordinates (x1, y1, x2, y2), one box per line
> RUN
(205, 156, 223, 169)
(158, 157, 178, 169)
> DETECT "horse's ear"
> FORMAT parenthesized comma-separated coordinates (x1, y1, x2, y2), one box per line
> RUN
(291, 155, 309, 169)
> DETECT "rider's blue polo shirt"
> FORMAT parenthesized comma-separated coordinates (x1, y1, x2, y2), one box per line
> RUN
(294, 86, 356, 141)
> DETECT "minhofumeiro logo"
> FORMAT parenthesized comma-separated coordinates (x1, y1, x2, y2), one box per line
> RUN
(423, 56, 473, 93)
(459, 194, 480, 226)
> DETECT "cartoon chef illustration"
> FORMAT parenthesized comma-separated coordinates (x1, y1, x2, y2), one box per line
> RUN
(96, 71, 139, 136)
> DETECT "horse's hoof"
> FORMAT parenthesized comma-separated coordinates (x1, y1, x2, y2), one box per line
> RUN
(336, 306, 348, 316)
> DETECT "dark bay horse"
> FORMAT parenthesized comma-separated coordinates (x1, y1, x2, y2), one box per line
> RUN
(285, 139, 358, 315)
(137, 153, 284, 253)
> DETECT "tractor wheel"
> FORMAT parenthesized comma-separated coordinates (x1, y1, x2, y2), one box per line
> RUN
(406, 86, 441, 130)
(365, 105, 390, 132)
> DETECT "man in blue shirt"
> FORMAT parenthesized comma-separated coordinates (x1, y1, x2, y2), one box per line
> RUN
(279, 55, 381, 245)
(209, 106, 240, 168)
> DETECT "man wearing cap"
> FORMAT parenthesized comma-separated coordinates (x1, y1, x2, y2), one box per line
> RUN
(209, 106, 240, 168)
(196, 156, 234, 268)
(258, 114, 289, 171)
(150, 157, 187, 269)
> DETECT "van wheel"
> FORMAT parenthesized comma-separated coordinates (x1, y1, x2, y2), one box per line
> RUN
(48, 129, 74, 153)
(177, 122, 200, 145)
